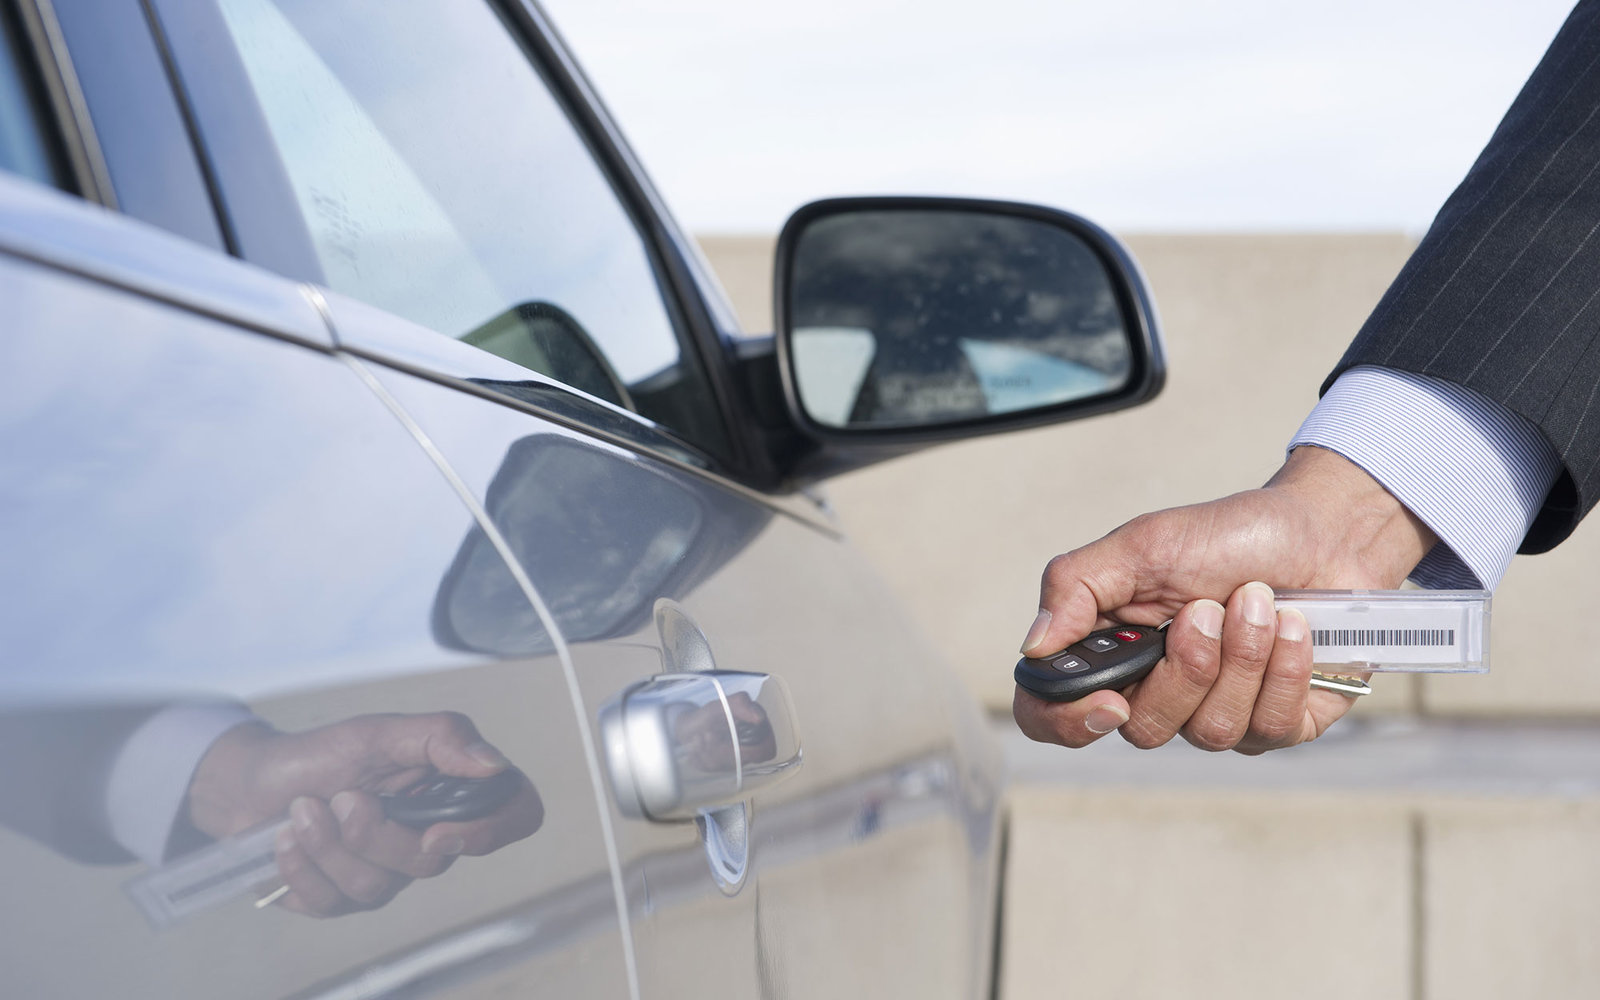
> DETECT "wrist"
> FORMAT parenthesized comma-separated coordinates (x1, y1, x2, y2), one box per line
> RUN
(185, 721, 280, 838)
(1267, 445, 1438, 587)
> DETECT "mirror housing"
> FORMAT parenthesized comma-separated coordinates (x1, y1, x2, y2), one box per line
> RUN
(768, 196, 1164, 482)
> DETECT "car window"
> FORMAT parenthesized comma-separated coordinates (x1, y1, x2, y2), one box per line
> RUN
(210, 0, 730, 460)
(0, 9, 63, 189)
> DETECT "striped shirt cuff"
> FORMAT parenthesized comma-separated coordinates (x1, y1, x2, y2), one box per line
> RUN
(1290, 366, 1561, 590)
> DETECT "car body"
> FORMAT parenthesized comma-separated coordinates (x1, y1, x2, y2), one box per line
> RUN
(0, 2, 1162, 997)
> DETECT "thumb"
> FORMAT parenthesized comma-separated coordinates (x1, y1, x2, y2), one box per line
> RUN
(1020, 530, 1145, 657)
(373, 712, 511, 778)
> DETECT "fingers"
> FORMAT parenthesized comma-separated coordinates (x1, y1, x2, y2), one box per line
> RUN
(275, 823, 345, 917)
(266, 774, 542, 918)
(1234, 608, 1317, 753)
(1178, 583, 1278, 751)
(1115, 585, 1340, 754)
(1013, 685, 1132, 748)
(276, 797, 412, 917)
(328, 791, 457, 878)
(1119, 599, 1225, 749)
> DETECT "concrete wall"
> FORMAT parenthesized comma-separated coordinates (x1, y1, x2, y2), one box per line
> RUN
(700, 232, 1600, 999)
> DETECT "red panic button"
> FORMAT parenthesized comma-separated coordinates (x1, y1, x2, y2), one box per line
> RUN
(1114, 629, 1142, 643)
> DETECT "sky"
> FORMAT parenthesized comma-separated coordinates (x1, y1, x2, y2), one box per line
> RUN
(540, 0, 1579, 234)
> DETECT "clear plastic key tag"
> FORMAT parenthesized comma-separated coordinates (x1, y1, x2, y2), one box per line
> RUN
(124, 818, 287, 930)
(1275, 589, 1490, 673)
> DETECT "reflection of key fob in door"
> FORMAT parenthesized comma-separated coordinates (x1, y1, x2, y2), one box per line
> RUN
(381, 768, 522, 829)
(1014, 624, 1168, 702)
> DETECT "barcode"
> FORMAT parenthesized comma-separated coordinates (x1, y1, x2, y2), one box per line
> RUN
(1311, 629, 1455, 648)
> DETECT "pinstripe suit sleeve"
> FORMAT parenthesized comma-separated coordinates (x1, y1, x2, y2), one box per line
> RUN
(1329, 0, 1600, 552)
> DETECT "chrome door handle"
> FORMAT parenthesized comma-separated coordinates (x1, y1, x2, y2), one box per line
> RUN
(599, 669, 802, 822)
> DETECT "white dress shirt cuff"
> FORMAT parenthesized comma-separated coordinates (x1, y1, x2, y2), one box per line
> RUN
(105, 704, 258, 865)
(1289, 366, 1561, 591)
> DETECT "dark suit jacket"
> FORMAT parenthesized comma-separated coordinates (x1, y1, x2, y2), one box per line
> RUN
(1331, 0, 1600, 552)
(0, 706, 157, 863)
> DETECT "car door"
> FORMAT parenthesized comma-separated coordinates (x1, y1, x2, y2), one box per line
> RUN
(139, 1, 1007, 997)
(0, 20, 633, 992)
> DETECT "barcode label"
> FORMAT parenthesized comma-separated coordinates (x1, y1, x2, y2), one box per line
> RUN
(1275, 590, 1486, 672)
(1311, 629, 1456, 648)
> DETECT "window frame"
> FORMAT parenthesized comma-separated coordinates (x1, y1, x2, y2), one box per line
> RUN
(1, 0, 104, 201)
(142, 0, 762, 478)
(42, 0, 229, 250)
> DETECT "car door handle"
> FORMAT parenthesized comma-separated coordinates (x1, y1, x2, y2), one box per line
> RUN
(599, 670, 802, 822)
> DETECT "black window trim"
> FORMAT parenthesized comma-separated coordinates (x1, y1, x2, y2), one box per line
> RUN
(40, 0, 228, 251)
(141, 0, 323, 282)
(498, 0, 769, 478)
(3, 0, 110, 203)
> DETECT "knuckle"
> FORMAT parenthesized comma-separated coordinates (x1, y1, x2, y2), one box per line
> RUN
(430, 710, 474, 735)
(1056, 728, 1097, 750)
(1270, 653, 1314, 685)
(1184, 718, 1241, 752)
(1248, 713, 1297, 746)
(340, 821, 374, 854)
(1175, 648, 1220, 690)
(277, 850, 309, 881)
(1228, 627, 1275, 667)
(1120, 719, 1173, 750)
(293, 822, 329, 856)
(336, 807, 376, 851)
(1166, 631, 1221, 690)
(1117, 511, 1173, 557)
(344, 871, 395, 906)
(1119, 511, 1159, 538)
(1041, 552, 1076, 587)
(1012, 693, 1050, 742)
(1016, 707, 1093, 750)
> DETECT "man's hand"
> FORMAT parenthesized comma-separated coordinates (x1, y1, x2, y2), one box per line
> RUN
(186, 712, 543, 917)
(1014, 446, 1438, 754)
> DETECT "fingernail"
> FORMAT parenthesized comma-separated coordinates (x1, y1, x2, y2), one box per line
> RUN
(466, 742, 510, 770)
(290, 797, 315, 833)
(1242, 583, 1274, 627)
(1085, 705, 1128, 734)
(1193, 600, 1224, 639)
(427, 835, 465, 856)
(1279, 608, 1307, 642)
(331, 792, 357, 824)
(1020, 608, 1052, 654)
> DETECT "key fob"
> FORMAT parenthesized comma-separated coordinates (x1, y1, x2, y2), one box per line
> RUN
(381, 768, 521, 829)
(1014, 624, 1167, 702)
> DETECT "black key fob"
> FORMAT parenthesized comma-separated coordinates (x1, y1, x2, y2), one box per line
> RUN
(381, 768, 521, 829)
(1014, 624, 1167, 702)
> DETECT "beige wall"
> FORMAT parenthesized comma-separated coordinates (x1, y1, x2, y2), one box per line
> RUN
(698, 232, 1600, 719)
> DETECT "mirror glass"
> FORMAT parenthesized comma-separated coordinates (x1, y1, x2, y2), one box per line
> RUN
(788, 209, 1133, 430)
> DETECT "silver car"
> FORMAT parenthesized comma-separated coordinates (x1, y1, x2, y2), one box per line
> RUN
(0, 1, 1163, 997)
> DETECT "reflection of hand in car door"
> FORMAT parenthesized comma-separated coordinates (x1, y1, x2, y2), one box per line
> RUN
(185, 712, 543, 917)
(672, 693, 778, 773)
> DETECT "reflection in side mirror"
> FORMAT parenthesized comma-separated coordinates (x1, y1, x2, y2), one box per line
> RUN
(779, 199, 1160, 436)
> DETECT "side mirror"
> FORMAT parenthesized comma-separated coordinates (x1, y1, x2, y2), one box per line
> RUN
(772, 197, 1163, 476)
